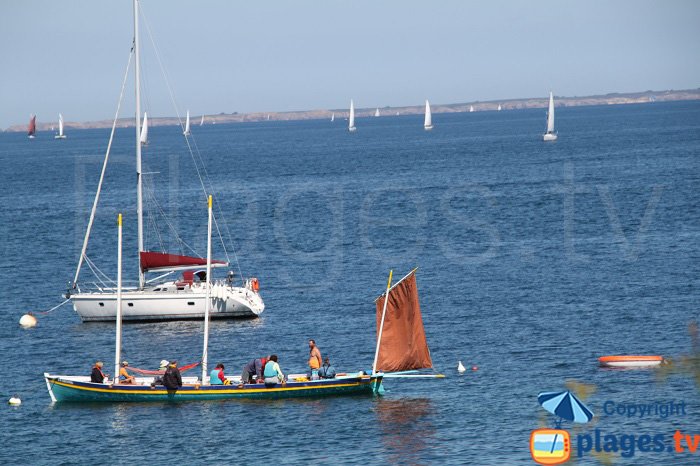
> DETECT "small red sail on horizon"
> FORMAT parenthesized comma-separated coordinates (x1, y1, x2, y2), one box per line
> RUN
(140, 251, 227, 272)
(375, 271, 433, 373)
(28, 115, 36, 136)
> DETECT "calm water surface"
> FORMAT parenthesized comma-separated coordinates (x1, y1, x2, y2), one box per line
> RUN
(1, 101, 699, 465)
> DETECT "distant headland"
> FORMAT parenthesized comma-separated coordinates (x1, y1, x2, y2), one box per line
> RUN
(4, 87, 699, 132)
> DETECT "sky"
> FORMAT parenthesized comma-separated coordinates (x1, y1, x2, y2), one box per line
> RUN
(1, 0, 699, 129)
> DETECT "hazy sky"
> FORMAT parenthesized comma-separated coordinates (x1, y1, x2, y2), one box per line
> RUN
(1, 0, 699, 129)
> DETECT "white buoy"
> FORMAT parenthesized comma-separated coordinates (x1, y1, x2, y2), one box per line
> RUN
(8, 396, 21, 406)
(457, 361, 466, 373)
(19, 313, 37, 328)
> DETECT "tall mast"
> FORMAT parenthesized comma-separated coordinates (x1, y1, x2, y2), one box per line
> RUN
(134, 0, 145, 288)
(202, 195, 213, 383)
(114, 214, 123, 383)
(372, 269, 393, 376)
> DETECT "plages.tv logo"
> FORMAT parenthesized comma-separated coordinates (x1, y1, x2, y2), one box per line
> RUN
(530, 390, 594, 465)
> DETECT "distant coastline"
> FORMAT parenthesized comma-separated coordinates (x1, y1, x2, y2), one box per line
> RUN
(4, 87, 699, 132)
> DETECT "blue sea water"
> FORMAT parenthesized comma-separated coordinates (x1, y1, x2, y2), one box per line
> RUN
(1, 101, 699, 465)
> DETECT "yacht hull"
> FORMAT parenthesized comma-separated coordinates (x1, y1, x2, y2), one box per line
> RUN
(71, 285, 264, 322)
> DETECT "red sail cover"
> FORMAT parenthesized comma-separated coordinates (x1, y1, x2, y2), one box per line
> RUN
(140, 251, 226, 272)
(375, 272, 433, 372)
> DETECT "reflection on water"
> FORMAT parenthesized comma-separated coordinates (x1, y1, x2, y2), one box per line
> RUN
(373, 397, 435, 465)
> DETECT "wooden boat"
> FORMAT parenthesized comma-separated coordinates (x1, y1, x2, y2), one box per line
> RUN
(44, 372, 379, 402)
(599, 355, 663, 368)
(44, 201, 437, 402)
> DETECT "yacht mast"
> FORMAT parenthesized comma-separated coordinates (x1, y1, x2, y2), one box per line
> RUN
(134, 0, 145, 288)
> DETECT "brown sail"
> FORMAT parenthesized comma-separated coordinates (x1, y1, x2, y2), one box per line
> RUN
(375, 270, 433, 372)
(28, 115, 36, 136)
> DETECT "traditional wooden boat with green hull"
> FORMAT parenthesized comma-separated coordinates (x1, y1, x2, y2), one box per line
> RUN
(44, 372, 382, 403)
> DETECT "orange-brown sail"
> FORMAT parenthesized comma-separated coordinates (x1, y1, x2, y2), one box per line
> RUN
(375, 271, 432, 372)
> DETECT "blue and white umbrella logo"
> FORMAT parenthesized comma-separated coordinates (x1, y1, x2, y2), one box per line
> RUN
(538, 390, 594, 426)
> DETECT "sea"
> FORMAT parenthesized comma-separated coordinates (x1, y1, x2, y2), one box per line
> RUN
(1, 101, 699, 465)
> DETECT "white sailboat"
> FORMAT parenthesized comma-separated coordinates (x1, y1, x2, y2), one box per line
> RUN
(348, 99, 356, 132)
(497, 104, 502, 111)
(469, 105, 474, 113)
(183, 110, 191, 136)
(139, 112, 149, 145)
(374, 108, 380, 117)
(424, 100, 433, 130)
(54, 114, 67, 139)
(65, 0, 264, 322)
(266, 114, 270, 121)
(331, 113, 335, 122)
(543, 91, 558, 141)
(200, 115, 204, 126)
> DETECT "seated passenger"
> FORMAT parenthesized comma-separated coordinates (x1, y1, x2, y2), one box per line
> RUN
(119, 361, 136, 384)
(210, 363, 228, 385)
(91, 361, 108, 383)
(263, 355, 286, 387)
(317, 357, 336, 379)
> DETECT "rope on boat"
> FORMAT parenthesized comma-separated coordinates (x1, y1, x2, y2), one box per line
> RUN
(129, 361, 201, 375)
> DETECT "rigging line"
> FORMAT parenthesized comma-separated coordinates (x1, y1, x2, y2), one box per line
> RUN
(144, 177, 200, 257)
(73, 49, 134, 286)
(141, 8, 243, 281)
(143, 176, 166, 251)
(84, 257, 111, 289)
(84, 255, 116, 285)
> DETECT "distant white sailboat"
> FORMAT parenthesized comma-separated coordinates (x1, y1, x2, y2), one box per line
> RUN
(267, 114, 270, 121)
(183, 110, 191, 136)
(54, 114, 67, 139)
(374, 108, 380, 117)
(348, 100, 356, 132)
(200, 115, 204, 126)
(140, 112, 149, 145)
(331, 113, 335, 122)
(469, 105, 474, 113)
(497, 104, 502, 111)
(424, 100, 433, 131)
(543, 91, 558, 141)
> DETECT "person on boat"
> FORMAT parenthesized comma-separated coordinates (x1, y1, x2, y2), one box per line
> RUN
(317, 357, 336, 379)
(239, 355, 269, 386)
(163, 361, 183, 391)
(263, 355, 285, 387)
(151, 360, 169, 387)
(119, 361, 136, 384)
(308, 340, 322, 377)
(90, 361, 108, 383)
(210, 363, 229, 385)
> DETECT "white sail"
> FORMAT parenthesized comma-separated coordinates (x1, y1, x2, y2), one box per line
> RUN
(469, 105, 474, 113)
(546, 92, 555, 133)
(424, 100, 433, 130)
(497, 104, 502, 111)
(375, 108, 380, 117)
(543, 91, 558, 141)
(331, 113, 335, 122)
(140, 112, 149, 145)
(55, 113, 67, 139)
(200, 115, 204, 126)
(349, 100, 356, 132)
(183, 110, 191, 135)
